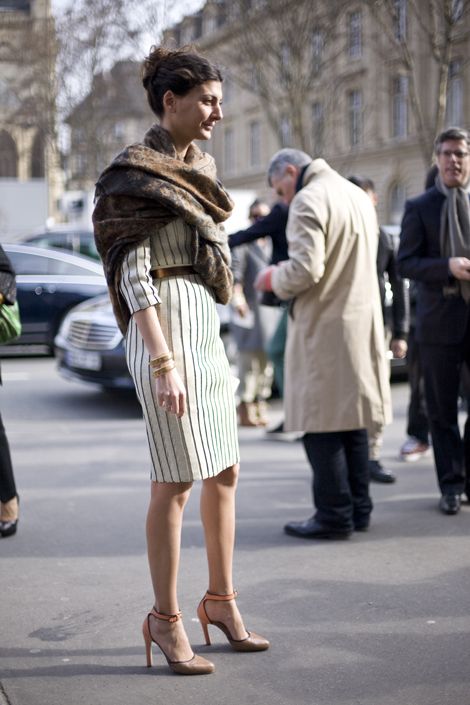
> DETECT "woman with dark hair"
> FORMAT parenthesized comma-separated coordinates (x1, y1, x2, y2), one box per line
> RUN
(0, 244, 19, 538)
(93, 46, 268, 676)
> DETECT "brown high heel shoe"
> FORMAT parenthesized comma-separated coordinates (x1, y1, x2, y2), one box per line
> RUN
(197, 590, 269, 652)
(142, 608, 215, 675)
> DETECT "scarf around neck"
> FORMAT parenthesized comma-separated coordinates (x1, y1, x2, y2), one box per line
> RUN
(435, 172, 470, 302)
(93, 124, 234, 334)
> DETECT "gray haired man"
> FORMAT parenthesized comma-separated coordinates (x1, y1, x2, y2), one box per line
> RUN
(256, 149, 391, 539)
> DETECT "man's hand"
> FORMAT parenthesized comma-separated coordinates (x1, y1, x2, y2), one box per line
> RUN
(254, 265, 277, 292)
(449, 257, 470, 280)
(390, 338, 407, 359)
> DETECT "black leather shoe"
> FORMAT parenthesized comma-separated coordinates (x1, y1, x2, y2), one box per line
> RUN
(354, 520, 370, 532)
(369, 460, 396, 484)
(284, 517, 352, 540)
(439, 494, 461, 515)
(0, 518, 18, 537)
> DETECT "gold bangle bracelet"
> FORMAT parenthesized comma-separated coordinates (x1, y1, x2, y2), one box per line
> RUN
(150, 352, 173, 368)
(152, 362, 176, 378)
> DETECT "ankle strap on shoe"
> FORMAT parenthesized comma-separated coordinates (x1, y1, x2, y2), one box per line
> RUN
(204, 589, 238, 602)
(149, 607, 182, 623)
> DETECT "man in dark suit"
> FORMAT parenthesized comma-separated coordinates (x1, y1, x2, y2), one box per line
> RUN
(348, 175, 409, 484)
(397, 127, 470, 515)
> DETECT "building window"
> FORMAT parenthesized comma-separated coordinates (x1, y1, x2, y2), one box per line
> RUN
(312, 29, 324, 72)
(279, 43, 291, 85)
(249, 121, 261, 167)
(73, 153, 87, 177)
(203, 13, 216, 34)
(0, 129, 18, 178)
(224, 127, 235, 173)
(181, 23, 193, 44)
(348, 89, 362, 147)
(389, 182, 407, 224)
(223, 76, 233, 105)
(113, 121, 125, 140)
(446, 60, 463, 126)
(348, 11, 362, 58)
(193, 13, 203, 38)
(31, 130, 45, 178)
(216, 2, 226, 27)
(392, 75, 408, 138)
(393, 0, 407, 40)
(280, 116, 292, 147)
(312, 101, 324, 154)
(452, 0, 463, 21)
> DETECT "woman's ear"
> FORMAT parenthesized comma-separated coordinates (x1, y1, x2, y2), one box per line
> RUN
(162, 90, 177, 113)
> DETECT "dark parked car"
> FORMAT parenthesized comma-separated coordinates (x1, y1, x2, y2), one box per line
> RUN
(54, 295, 233, 391)
(22, 227, 99, 260)
(54, 295, 133, 390)
(2, 244, 107, 350)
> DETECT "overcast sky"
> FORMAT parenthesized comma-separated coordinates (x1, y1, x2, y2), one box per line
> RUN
(50, 0, 205, 28)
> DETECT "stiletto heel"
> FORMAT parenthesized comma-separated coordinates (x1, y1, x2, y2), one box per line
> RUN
(201, 620, 211, 645)
(197, 590, 269, 652)
(142, 618, 153, 667)
(142, 608, 214, 675)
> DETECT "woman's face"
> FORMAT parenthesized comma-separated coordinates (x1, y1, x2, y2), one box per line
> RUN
(163, 80, 223, 145)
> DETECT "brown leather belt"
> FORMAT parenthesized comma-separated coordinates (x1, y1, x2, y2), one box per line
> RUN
(151, 266, 196, 279)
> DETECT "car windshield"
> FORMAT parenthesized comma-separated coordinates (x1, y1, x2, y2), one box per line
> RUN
(6, 249, 103, 276)
(25, 231, 100, 260)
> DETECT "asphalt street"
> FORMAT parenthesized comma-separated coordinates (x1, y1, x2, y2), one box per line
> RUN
(0, 357, 469, 705)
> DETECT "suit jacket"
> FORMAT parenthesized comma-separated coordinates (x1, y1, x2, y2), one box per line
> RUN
(228, 202, 289, 264)
(397, 186, 470, 345)
(377, 227, 409, 340)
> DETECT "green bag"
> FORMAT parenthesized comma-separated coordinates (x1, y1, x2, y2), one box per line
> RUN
(0, 301, 22, 344)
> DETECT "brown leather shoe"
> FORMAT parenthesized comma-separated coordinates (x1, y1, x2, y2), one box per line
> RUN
(197, 590, 269, 652)
(237, 402, 258, 427)
(142, 608, 214, 675)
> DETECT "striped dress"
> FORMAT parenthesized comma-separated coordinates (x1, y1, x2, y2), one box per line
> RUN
(120, 217, 239, 483)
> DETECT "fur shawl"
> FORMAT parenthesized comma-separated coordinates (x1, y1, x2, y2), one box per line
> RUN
(93, 124, 234, 334)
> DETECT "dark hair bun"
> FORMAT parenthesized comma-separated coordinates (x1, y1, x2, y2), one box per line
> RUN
(142, 46, 175, 88)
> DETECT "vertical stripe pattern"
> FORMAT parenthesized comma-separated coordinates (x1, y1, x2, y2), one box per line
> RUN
(120, 219, 239, 483)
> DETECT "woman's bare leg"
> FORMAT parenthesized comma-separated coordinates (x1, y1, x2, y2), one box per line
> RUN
(146, 479, 194, 661)
(200, 464, 248, 639)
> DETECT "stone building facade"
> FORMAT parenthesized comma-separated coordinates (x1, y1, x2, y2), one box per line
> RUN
(164, 0, 469, 225)
(65, 60, 154, 191)
(0, 0, 62, 229)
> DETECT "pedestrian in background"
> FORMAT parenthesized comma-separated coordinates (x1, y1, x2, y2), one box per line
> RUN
(256, 149, 391, 539)
(229, 199, 289, 432)
(0, 244, 19, 538)
(348, 176, 409, 483)
(230, 200, 276, 427)
(398, 165, 438, 463)
(93, 45, 268, 676)
(398, 126, 470, 515)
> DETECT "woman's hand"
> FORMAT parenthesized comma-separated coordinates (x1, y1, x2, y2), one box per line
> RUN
(155, 367, 186, 418)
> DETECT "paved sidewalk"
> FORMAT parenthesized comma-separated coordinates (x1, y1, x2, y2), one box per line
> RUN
(1, 360, 469, 705)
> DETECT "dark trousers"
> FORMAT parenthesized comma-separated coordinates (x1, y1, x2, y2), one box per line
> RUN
(303, 429, 372, 531)
(0, 412, 16, 503)
(406, 326, 429, 444)
(420, 324, 470, 495)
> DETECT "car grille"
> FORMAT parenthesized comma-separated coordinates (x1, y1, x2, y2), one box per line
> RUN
(67, 320, 121, 350)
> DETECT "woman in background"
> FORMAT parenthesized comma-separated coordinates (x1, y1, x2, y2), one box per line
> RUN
(0, 244, 19, 538)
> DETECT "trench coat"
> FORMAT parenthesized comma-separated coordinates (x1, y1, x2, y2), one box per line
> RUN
(271, 159, 392, 433)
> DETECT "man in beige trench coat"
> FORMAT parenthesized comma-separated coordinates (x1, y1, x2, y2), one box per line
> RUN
(255, 149, 392, 539)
